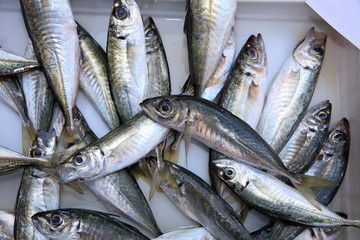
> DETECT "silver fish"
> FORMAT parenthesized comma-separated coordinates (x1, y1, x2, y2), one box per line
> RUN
(152, 227, 215, 240)
(144, 16, 171, 98)
(14, 167, 59, 240)
(270, 118, 350, 240)
(256, 27, 327, 153)
(21, 42, 54, 133)
(0, 211, 14, 240)
(213, 159, 359, 228)
(201, 28, 236, 102)
(0, 49, 39, 76)
(77, 23, 120, 130)
(209, 33, 267, 194)
(279, 100, 331, 173)
(140, 95, 333, 208)
(56, 112, 171, 182)
(143, 158, 252, 240)
(32, 209, 150, 239)
(20, 0, 80, 135)
(219, 34, 267, 129)
(53, 108, 162, 236)
(185, 0, 237, 96)
(0, 146, 52, 175)
(107, 0, 148, 123)
(14, 128, 59, 240)
(305, 118, 350, 204)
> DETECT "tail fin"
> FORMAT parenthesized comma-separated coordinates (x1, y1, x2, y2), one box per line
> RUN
(164, 131, 183, 164)
(146, 156, 182, 201)
(149, 142, 166, 201)
(291, 174, 337, 211)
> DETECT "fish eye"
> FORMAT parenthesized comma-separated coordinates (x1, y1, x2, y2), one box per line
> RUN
(224, 167, 235, 179)
(332, 131, 344, 142)
(74, 154, 86, 166)
(146, 28, 155, 37)
(158, 101, 172, 115)
(31, 148, 44, 157)
(311, 45, 324, 56)
(50, 214, 63, 227)
(317, 111, 328, 120)
(247, 48, 257, 59)
(114, 6, 128, 20)
(73, 113, 79, 123)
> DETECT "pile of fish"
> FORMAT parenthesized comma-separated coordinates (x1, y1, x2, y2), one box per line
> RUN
(0, 0, 355, 239)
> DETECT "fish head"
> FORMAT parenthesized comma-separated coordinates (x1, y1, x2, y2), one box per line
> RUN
(28, 130, 57, 158)
(109, 0, 142, 40)
(140, 95, 190, 130)
(212, 159, 249, 190)
(56, 146, 104, 183)
(32, 210, 80, 239)
(239, 33, 267, 80)
(305, 100, 332, 133)
(144, 16, 161, 52)
(293, 27, 327, 70)
(325, 118, 350, 153)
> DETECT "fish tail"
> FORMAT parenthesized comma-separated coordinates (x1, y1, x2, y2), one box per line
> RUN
(150, 142, 183, 201)
(164, 132, 183, 164)
(147, 156, 182, 201)
(22, 124, 34, 155)
(291, 174, 337, 211)
(24, 118, 37, 141)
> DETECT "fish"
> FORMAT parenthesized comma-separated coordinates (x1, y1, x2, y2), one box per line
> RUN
(143, 16, 176, 201)
(256, 27, 327, 153)
(53, 107, 162, 236)
(144, 16, 171, 99)
(21, 42, 54, 133)
(279, 100, 331, 173)
(56, 112, 171, 183)
(164, 31, 236, 163)
(77, 23, 120, 130)
(0, 146, 52, 175)
(142, 157, 252, 240)
(20, 0, 80, 137)
(269, 118, 350, 240)
(0, 211, 14, 240)
(305, 118, 350, 204)
(198, 28, 236, 103)
(0, 76, 35, 138)
(14, 167, 60, 239)
(31, 209, 150, 239)
(152, 227, 215, 240)
(213, 159, 359, 228)
(185, 0, 237, 96)
(107, 0, 148, 123)
(140, 95, 333, 208)
(0, 48, 39, 76)
(209, 33, 267, 194)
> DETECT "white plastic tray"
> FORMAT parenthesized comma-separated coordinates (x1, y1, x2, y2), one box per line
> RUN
(0, 0, 359, 239)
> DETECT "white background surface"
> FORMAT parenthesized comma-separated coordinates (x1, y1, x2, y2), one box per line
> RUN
(0, 0, 359, 239)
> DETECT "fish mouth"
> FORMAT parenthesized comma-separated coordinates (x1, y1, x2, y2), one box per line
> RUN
(304, 27, 327, 46)
(31, 214, 48, 235)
